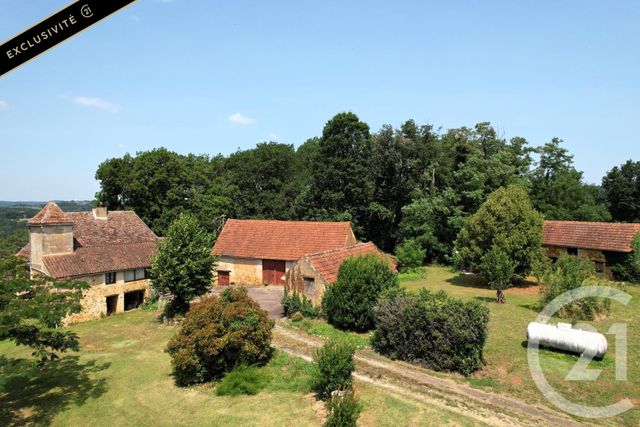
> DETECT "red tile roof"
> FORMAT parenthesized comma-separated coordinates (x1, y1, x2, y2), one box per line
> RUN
(23, 204, 158, 278)
(543, 221, 640, 253)
(16, 244, 30, 259)
(305, 242, 396, 284)
(27, 202, 72, 225)
(212, 219, 354, 261)
(43, 242, 157, 279)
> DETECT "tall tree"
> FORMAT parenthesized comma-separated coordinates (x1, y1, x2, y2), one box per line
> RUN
(225, 142, 301, 220)
(529, 138, 609, 221)
(150, 214, 216, 317)
(602, 160, 640, 222)
(307, 113, 372, 233)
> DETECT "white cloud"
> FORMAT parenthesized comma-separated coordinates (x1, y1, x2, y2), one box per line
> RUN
(0, 100, 10, 111)
(268, 133, 280, 141)
(70, 96, 120, 113)
(228, 112, 255, 125)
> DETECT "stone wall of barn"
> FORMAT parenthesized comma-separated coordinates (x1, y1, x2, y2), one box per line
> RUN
(215, 256, 262, 285)
(66, 271, 151, 323)
(543, 246, 613, 279)
(284, 259, 328, 306)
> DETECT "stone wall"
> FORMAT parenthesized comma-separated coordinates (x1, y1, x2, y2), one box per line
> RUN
(29, 224, 74, 273)
(543, 245, 613, 279)
(214, 256, 296, 286)
(284, 259, 328, 306)
(215, 256, 262, 285)
(66, 271, 151, 323)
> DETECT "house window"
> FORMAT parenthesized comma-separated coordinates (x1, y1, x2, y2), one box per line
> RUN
(124, 269, 147, 282)
(303, 277, 315, 297)
(105, 272, 116, 284)
(567, 247, 578, 256)
(594, 261, 605, 274)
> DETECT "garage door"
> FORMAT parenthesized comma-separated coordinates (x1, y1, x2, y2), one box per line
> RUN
(262, 260, 286, 285)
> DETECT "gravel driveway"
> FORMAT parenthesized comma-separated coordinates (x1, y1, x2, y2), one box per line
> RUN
(210, 285, 284, 319)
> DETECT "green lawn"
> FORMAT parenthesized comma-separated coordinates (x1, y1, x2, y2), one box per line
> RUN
(401, 266, 640, 426)
(0, 308, 479, 426)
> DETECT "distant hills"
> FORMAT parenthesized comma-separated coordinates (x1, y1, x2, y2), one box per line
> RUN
(0, 201, 92, 209)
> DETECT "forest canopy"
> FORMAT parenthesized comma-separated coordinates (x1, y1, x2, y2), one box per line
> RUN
(92, 113, 635, 264)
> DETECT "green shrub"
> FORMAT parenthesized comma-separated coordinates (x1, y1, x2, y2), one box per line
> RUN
(282, 289, 320, 318)
(395, 239, 425, 271)
(291, 311, 304, 322)
(324, 392, 362, 427)
(311, 340, 356, 400)
(215, 365, 270, 396)
(322, 254, 399, 332)
(371, 290, 489, 375)
(166, 288, 274, 386)
(540, 255, 610, 321)
(607, 233, 640, 282)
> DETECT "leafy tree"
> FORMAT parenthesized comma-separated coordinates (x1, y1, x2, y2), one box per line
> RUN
(307, 112, 372, 233)
(394, 239, 425, 271)
(529, 138, 609, 221)
(479, 246, 516, 303)
(165, 288, 273, 385)
(0, 257, 89, 361)
(322, 254, 399, 332)
(225, 142, 301, 220)
(602, 160, 640, 222)
(95, 149, 234, 235)
(454, 185, 544, 280)
(150, 214, 216, 317)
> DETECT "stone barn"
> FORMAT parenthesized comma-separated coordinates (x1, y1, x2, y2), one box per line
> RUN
(17, 202, 159, 322)
(543, 220, 640, 279)
(284, 242, 397, 306)
(212, 219, 357, 286)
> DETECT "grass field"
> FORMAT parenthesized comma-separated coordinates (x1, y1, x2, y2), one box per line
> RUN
(402, 266, 640, 426)
(284, 266, 640, 426)
(0, 308, 479, 426)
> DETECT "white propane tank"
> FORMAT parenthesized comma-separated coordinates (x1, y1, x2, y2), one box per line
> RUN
(526, 322, 608, 358)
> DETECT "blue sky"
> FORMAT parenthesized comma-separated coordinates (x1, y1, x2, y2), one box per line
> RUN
(0, 0, 639, 200)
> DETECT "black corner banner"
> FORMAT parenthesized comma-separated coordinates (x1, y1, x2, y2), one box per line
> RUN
(0, 0, 137, 77)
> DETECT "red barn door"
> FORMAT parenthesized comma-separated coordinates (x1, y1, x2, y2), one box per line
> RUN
(262, 260, 286, 285)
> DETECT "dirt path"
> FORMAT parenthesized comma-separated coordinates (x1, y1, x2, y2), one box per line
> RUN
(272, 324, 590, 427)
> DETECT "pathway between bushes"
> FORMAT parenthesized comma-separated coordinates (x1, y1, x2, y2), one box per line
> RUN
(272, 324, 591, 427)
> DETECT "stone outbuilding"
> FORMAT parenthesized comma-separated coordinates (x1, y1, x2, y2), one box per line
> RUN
(212, 219, 357, 286)
(17, 202, 159, 322)
(284, 242, 397, 306)
(542, 220, 640, 279)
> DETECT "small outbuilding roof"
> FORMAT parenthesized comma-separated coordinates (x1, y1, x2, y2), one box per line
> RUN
(543, 220, 640, 253)
(212, 219, 354, 261)
(305, 242, 396, 284)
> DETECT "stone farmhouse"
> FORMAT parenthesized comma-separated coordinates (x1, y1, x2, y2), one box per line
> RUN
(212, 219, 357, 286)
(284, 241, 397, 306)
(543, 220, 640, 279)
(17, 202, 159, 322)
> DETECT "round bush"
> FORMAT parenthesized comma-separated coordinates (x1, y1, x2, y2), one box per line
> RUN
(322, 253, 399, 332)
(166, 288, 274, 386)
(372, 290, 489, 375)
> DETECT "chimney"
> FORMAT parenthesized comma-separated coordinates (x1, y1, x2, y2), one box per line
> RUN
(93, 206, 108, 219)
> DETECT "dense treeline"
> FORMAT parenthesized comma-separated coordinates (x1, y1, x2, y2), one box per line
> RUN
(94, 112, 637, 263)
